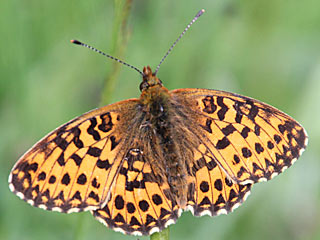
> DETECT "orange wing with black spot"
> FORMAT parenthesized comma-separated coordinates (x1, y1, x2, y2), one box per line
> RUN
(186, 145, 252, 217)
(171, 88, 308, 216)
(92, 147, 180, 236)
(8, 99, 139, 213)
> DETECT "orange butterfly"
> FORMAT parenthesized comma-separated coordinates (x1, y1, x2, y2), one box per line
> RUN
(8, 9, 307, 236)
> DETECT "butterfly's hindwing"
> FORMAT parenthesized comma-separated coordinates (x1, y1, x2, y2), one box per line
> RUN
(186, 145, 252, 217)
(92, 147, 180, 236)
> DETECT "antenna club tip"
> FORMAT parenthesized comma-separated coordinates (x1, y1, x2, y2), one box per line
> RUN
(70, 39, 81, 45)
(196, 9, 205, 17)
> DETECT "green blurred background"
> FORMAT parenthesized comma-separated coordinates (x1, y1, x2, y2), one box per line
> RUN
(1, 0, 320, 239)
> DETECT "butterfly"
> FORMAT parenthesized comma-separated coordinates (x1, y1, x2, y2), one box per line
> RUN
(8, 9, 307, 236)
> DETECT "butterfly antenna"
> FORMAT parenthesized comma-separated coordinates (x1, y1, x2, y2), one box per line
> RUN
(70, 40, 144, 77)
(154, 9, 205, 76)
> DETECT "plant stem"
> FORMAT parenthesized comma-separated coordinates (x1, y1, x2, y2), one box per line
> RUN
(150, 228, 170, 240)
(100, 0, 132, 106)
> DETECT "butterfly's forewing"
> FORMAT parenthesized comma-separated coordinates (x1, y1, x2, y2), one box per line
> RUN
(9, 99, 140, 213)
(171, 88, 308, 216)
(92, 148, 180, 236)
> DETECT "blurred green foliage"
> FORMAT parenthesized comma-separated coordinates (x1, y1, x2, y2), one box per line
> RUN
(1, 1, 320, 240)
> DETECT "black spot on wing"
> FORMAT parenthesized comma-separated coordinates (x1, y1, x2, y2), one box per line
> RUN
(233, 155, 240, 165)
(216, 137, 230, 149)
(200, 119, 212, 133)
(192, 157, 206, 175)
(87, 117, 101, 141)
(49, 175, 56, 184)
(96, 159, 111, 171)
(72, 127, 84, 148)
(38, 171, 46, 181)
(254, 125, 261, 136)
(267, 141, 274, 149)
(200, 181, 209, 193)
(127, 202, 136, 214)
(77, 173, 87, 185)
(152, 194, 163, 205)
(278, 124, 285, 134)
(87, 147, 102, 157)
(61, 173, 70, 185)
(98, 113, 113, 132)
(70, 153, 82, 166)
(274, 134, 281, 144)
(233, 101, 243, 123)
(88, 191, 100, 202)
(202, 96, 217, 114)
(217, 96, 228, 121)
(240, 126, 250, 139)
(115, 195, 125, 210)
(214, 179, 223, 191)
(54, 135, 68, 150)
(255, 143, 264, 154)
(57, 153, 65, 166)
(138, 200, 149, 212)
(199, 196, 211, 206)
(110, 136, 120, 151)
(221, 124, 236, 136)
(246, 100, 259, 120)
(92, 178, 100, 188)
(242, 147, 252, 158)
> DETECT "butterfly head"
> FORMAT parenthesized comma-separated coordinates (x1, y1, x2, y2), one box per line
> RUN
(139, 66, 163, 92)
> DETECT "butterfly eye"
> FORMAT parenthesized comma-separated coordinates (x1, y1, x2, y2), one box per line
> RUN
(139, 81, 149, 91)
